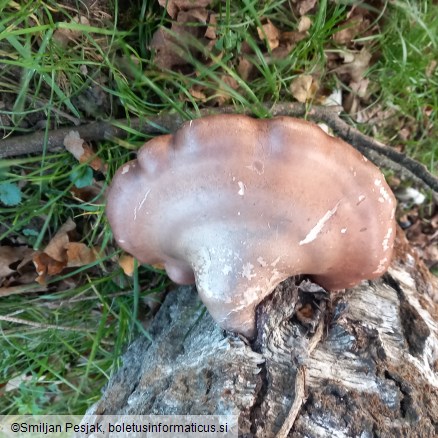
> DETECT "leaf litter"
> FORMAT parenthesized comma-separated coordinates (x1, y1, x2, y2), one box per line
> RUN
(32, 218, 98, 285)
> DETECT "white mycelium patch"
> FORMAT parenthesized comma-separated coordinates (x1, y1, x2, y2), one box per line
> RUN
(299, 202, 340, 245)
(257, 256, 268, 267)
(373, 257, 389, 274)
(238, 181, 245, 196)
(382, 227, 393, 251)
(375, 178, 392, 203)
(222, 265, 232, 276)
(241, 262, 256, 280)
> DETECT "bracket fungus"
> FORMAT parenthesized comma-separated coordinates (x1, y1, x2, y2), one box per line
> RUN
(107, 115, 396, 338)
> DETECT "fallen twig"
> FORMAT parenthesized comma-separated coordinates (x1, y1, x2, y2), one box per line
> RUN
(1, 103, 437, 193)
(0, 314, 92, 333)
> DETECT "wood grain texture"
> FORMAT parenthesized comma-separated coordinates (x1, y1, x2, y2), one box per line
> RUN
(87, 228, 438, 437)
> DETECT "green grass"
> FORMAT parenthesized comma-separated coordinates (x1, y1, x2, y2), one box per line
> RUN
(0, 0, 437, 414)
(370, 0, 437, 172)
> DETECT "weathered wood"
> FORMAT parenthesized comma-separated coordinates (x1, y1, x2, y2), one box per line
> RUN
(87, 229, 438, 437)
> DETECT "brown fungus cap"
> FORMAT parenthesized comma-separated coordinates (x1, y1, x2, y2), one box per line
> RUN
(106, 115, 396, 338)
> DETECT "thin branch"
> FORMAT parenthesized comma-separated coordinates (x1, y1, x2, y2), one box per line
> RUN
(1, 103, 437, 193)
(0, 284, 47, 298)
(0, 314, 92, 333)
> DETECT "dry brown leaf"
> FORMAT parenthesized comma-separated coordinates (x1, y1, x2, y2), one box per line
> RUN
(205, 13, 217, 39)
(290, 75, 318, 103)
(272, 27, 308, 59)
(4, 374, 36, 392)
(158, 0, 212, 18)
(334, 49, 372, 82)
(189, 86, 207, 102)
(53, 15, 90, 47)
(352, 78, 369, 98)
(213, 75, 239, 106)
(33, 252, 65, 284)
(298, 16, 312, 32)
(64, 131, 106, 172)
(257, 20, 280, 50)
(44, 218, 76, 262)
(70, 182, 104, 203)
(32, 218, 96, 284)
(119, 254, 135, 276)
(280, 31, 308, 45)
(150, 28, 185, 70)
(269, 29, 308, 60)
(151, 6, 209, 70)
(0, 246, 34, 279)
(238, 57, 254, 81)
(344, 78, 370, 115)
(333, 17, 364, 44)
(294, 0, 318, 16)
(65, 242, 97, 267)
(80, 144, 106, 172)
(171, 8, 209, 41)
(64, 131, 84, 161)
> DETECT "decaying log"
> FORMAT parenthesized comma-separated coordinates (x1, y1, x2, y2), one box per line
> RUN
(87, 228, 438, 437)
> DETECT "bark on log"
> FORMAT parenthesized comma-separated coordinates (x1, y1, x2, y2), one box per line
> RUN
(87, 229, 438, 437)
